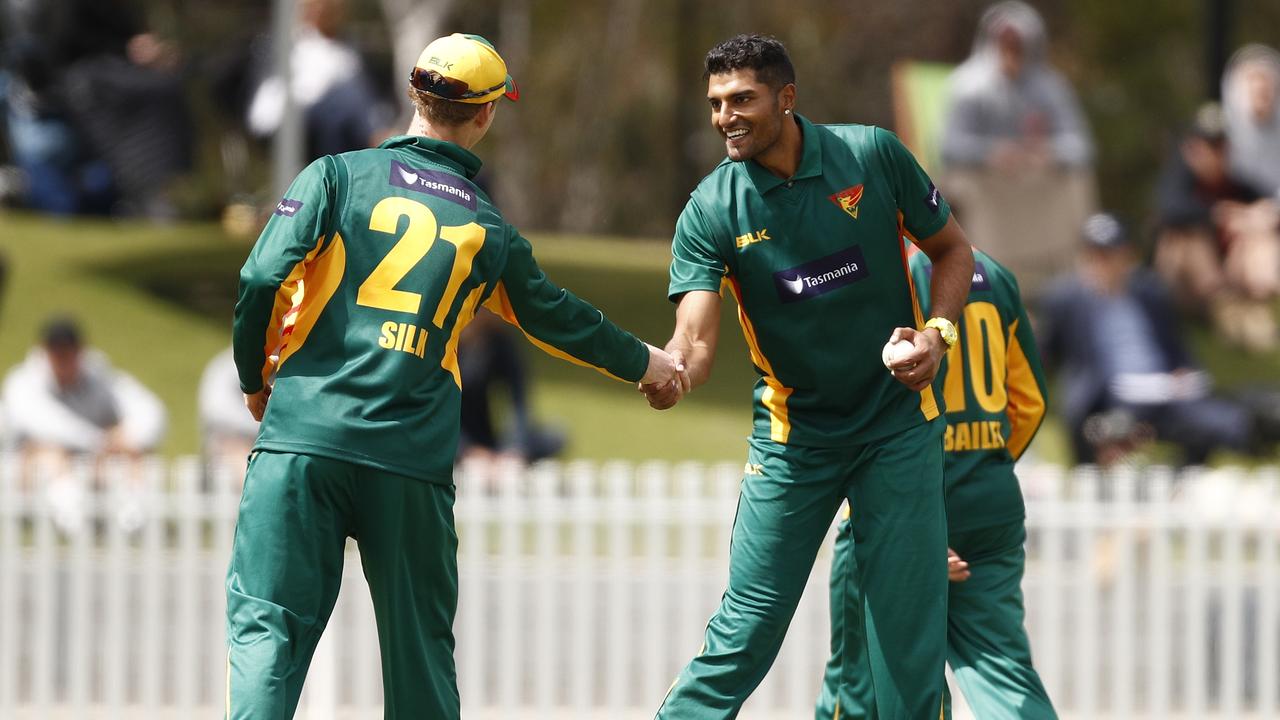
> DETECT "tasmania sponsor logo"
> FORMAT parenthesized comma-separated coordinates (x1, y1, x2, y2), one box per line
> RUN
(389, 161, 477, 210)
(274, 198, 304, 217)
(772, 245, 870, 303)
(828, 184, 865, 219)
(924, 182, 942, 214)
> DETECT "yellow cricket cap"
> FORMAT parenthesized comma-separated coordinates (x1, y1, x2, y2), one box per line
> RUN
(411, 33, 519, 104)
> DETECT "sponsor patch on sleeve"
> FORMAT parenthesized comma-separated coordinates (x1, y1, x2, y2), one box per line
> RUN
(274, 198, 304, 217)
(924, 183, 942, 214)
(970, 261, 991, 291)
(389, 161, 478, 211)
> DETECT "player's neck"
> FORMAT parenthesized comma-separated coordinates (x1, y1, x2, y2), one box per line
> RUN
(407, 113, 477, 149)
(753, 115, 803, 180)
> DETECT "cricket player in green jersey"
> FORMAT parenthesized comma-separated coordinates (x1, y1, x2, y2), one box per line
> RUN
(225, 33, 681, 720)
(816, 246, 1055, 719)
(642, 35, 976, 719)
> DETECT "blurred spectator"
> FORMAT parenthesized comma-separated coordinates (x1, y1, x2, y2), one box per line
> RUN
(1039, 214, 1267, 466)
(0, 0, 190, 218)
(1, 317, 166, 532)
(457, 310, 565, 465)
(0, 0, 130, 214)
(1153, 102, 1279, 352)
(198, 346, 258, 490)
(941, 1, 1093, 172)
(938, 0, 1096, 300)
(245, 0, 393, 161)
(1, 316, 166, 458)
(62, 28, 193, 219)
(1223, 44, 1280, 197)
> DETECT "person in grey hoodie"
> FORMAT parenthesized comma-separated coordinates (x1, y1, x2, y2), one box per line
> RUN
(941, 1, 1093, 173)
(1223, 44, 1280, 198)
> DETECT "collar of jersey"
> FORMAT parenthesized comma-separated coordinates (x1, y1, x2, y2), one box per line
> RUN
(378, 135, 483, 179)
(743, 113, 823, 194)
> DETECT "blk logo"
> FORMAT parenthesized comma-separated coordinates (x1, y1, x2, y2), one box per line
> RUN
(735, 228, 771, 249)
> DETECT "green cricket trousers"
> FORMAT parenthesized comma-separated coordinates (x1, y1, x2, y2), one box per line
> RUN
(657, 420, 949, 719)
(225, 451, 460, 719)
(816, 520, 1057, 719)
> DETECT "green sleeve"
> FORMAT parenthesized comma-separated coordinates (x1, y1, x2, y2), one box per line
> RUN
(668, 197, 728, 301)
(873, 127, 951, 241)
(233, 157, 339, 393)
(483, 227, 648, 383)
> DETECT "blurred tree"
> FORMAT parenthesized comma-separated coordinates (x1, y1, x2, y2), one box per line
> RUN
(112, 0, 1280, 238)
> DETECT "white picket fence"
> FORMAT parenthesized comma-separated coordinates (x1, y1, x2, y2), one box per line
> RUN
(0, 455, 1277, 719)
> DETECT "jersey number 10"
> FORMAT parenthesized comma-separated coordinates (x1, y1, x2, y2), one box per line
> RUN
(940, 301, 1008, 414)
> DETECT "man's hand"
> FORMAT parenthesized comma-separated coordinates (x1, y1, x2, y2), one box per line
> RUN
(244, 387, 271, 422)
(640, 343, 680, 385)
(948, 548, 970, 583)
(885, 327, 947, 392)
(639, 349, 690, 410)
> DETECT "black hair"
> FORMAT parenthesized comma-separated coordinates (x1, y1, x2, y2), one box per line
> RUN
(41, 315, 82, 349)
(703, 34, 796, 90)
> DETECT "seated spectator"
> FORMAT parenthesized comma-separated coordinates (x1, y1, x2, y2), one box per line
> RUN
(198, 346, 259, 490)
(1039, 214, 1265, 467)
(245, 0, 392, 161)
(938, 0, 1096, 300)
(457, 310, 565, 466)
(1223, 44, 1280, 197)
(1, 317, 166, 533)
(1153, 102, 1280, 352)
(1, 317, 166, 459)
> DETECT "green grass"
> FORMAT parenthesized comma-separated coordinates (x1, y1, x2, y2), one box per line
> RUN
(5, 211, 1273, 466)
(0, 213, 235, 457)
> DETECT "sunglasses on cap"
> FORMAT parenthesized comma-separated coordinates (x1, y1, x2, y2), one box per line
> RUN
(410, 67, 508, 101)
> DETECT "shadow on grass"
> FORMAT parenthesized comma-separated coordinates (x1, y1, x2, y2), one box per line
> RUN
(83, 245, 247, 330)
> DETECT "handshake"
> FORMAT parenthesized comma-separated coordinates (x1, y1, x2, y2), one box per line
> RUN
(637, 343, 691, 410)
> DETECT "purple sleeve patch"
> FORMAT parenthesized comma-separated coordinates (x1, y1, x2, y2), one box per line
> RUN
(274, 199, 304, 217)
(389, 161, 478, 211)
(923, 183, 942, 214)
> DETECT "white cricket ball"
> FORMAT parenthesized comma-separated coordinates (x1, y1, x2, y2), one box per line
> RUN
(881, 336, 915, 368)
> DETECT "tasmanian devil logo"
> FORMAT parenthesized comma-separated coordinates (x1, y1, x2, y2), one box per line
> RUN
(828, 184, 865, 220)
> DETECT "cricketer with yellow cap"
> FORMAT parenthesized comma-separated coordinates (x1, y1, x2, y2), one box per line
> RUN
(410, 33, 520, 104)
(224, 32, 682, 719)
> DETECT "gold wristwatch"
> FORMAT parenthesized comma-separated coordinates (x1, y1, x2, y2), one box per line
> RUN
(924, 317, 958, 348)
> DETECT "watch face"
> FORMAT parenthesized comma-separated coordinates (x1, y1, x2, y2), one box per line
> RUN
(928, 318, 957, 346)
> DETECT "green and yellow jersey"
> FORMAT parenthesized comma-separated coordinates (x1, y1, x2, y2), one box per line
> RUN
(233, 136, 647, 484)
(669, 115, 951, 447)
(910, 247, 1048, 531)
